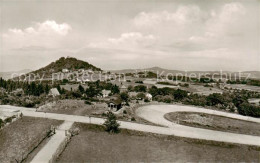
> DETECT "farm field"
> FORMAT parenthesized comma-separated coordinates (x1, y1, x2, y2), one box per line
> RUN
(0, 117, 62, 163)
(189, 84, 223, 95)
(57, 123, 260, 162)
(165, 112, 260, 136)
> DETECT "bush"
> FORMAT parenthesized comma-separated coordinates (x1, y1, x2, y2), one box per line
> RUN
(120, 92, 129, 102)
(85, 100, 92, 105)
(144, 98, 150, 102)
(237, 102, 260, 117)
(103, 111, 120, 133)
(135, 81, 143, 84)
(173, 89, 188, 101)
(137, 92, 145, 99)
(0, 118, 4, 128)
(134, 85, 147, 92)
(206, 93, 224, 106)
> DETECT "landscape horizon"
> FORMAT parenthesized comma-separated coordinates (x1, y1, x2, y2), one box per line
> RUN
(0, 0, 260, 162)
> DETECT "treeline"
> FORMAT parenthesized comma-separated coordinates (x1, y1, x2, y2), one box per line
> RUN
(227, 79, 260, 86)
(168, 76, 214, 83)
(0, 78, 50, 96)
(57, 81, 120, 99)
(146, 86, 260, 118)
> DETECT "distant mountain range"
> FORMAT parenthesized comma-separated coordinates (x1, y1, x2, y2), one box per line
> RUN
(1, 57, 259, 80)
(109, 67, 260, 79)
(0, 69, 32, 80)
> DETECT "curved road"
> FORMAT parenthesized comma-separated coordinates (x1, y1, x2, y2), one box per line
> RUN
(136, 104, 260, 146)
(1, 104, 260, 146)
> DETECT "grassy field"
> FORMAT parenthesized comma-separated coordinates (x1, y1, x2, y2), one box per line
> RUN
(38, 99, 107, 116)
(38, 99, 158, 125)
(57, 123, 260, 162)
(165, 112, 260, 136)
(225, 84, 260, 92)
(0, 117, 62, 163)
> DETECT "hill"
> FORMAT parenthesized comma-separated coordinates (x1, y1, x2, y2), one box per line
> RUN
(31, 57, 101, 76)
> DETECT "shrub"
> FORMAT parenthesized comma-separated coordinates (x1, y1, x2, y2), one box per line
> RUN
(0, 118, 4, 128)
(135, 81, 143, 84)
(85, 100, 92, 105)
(120, 92, 129, 102)
(237, 102, 260, 117)
(103, 111, 120, 133)
(206, 93, 224, 106)
(131, 117, 136, 121)
(144, 98, 150, 102)
(173, 89, 188, 101)
(134, 85, 147, 92)
(137, 92, 145, 99)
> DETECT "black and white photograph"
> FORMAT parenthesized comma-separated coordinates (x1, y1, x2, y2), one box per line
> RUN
(0, 0, 260, 162)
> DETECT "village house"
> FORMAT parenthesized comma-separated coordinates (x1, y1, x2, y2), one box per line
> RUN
(62, 68, 69, 73)
(102, 90, 111, 98)
(120, 85, 127, 93)
(145, 93, 153, 101)
(107, 96, 122, 111)
(49, 88, 60, 97)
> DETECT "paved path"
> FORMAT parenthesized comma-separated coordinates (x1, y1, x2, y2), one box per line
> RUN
(1, 105, 260, 146)
(136, 104, 260, 146)
(30, 121, 74, 163)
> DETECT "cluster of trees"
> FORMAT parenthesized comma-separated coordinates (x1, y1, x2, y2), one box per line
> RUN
(127, 85, 147, 92)
(167, 76, 215, 83)
(23, 82, 50, 96)
(227, 79, 260, 86)
(0, 78, 50, 96)
(146, 85, 260, 117)
(57, 81, 120, 100)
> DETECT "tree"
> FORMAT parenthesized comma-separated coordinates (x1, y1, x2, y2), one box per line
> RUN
(148, 86, 158, 97)
(127, 85, 133, 91)
(206, 93, 224, 106)
(173, 89, 188, 101)
(85, 85, 101, 98)
(103, 111, 120, 133)
(237, 102, 260, 117)
(111, 84, 120, 94)
(78, 85, 85, 93)
(134, 85, 147, 92)
(44, 84, 50, 94)
(120, 92, 129, 102)
(137, 92, 145, 99)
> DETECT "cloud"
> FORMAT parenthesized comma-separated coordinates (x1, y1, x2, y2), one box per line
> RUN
(2, 20, 71, 50)
(89, 32, 156, 49)
(206, 2, 246, 37)
(133, 5, 208, 27)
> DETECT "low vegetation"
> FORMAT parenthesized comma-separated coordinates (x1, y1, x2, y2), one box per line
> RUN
(56, 123, 260, 162)
(165, 112, 260, 136)
(0, 117, 62, 163)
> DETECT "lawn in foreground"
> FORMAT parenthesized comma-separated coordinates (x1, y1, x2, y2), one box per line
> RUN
(0, 116, 62, 163)
(57, 123, 260, 162)
(165, 112, 260, 136)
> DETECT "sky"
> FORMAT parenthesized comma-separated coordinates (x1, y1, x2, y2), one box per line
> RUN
(0, 0, 259, 72)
